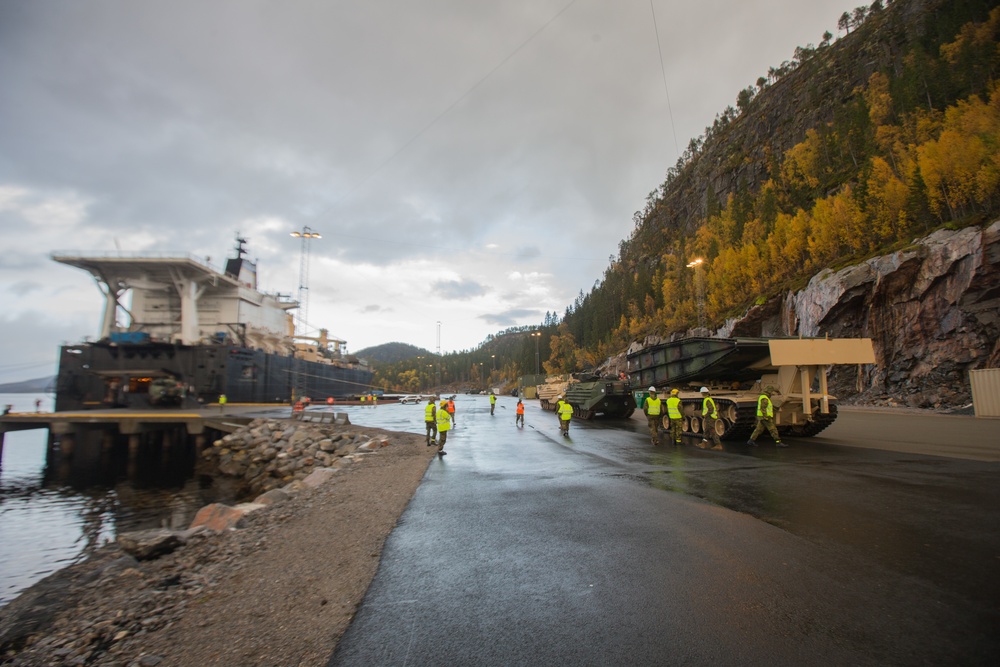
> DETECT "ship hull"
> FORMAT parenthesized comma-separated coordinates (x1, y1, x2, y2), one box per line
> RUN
(55, 342, 372, 410)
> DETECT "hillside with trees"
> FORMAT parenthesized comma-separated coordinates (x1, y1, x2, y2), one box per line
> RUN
(372, 0, 1000, 401)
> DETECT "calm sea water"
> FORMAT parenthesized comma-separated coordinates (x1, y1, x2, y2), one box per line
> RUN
(0, 393, 227, 607)
(0, 394, 462, 607)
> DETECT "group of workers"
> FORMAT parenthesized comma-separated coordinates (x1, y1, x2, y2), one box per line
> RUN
(419, 385, 785, 458)
(642, 385, 784, 449)
(424, 395, 457, 456)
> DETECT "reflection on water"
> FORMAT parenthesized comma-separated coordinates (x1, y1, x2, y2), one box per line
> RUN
(0, 394, 233, 607)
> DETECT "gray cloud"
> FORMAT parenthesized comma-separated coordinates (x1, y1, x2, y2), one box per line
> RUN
(7, 281, 43, 296)
(433, 279, 489, 300)
(479, 309, 543, 327)
(0, 0, 851, 360)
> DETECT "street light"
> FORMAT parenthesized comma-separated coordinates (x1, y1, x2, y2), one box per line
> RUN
(531, 332, 541, 375)
(686, 258, 706, 329)
(491, 354, 496, 372)
(290, 226, 322, 333)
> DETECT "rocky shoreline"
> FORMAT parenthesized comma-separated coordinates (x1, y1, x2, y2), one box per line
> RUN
(0, 420, 436, 667)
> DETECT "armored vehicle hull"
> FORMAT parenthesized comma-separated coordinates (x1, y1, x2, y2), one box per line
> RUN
(563, 378, 635, 419)
(627, 337, 874, 441)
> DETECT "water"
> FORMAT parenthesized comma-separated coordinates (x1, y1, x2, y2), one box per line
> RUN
(0, 393, 229, 607)
(0, 394, 463, 608)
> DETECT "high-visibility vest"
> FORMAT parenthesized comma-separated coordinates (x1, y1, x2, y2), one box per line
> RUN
(516, 403, 524, 414)
(425, 403, 436, 422)
(757, 394, 773, 418)
(666, 396, 682, 419)
(644, 396, 661, 416)
(702, 396, 718, 419)
(558, 401, 573, 421)
(490, 394, 496, 404)
(436, 407, 452, 431)
(447, 400, 455, 413)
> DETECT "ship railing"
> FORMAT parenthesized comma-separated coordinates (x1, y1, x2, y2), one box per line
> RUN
(51, 250, 220, 272)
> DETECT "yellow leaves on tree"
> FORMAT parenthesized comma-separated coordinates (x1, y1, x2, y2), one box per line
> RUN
(543, 329, 579, 374)
(781, 128, 823, 190)
(918, 92, 1000, 218)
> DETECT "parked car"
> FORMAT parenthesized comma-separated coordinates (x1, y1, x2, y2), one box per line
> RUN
(399, 395, 422, 404)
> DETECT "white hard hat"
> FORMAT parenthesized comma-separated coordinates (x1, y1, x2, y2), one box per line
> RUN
(700, 386, 709, 393)
(648, 386, 656, 392)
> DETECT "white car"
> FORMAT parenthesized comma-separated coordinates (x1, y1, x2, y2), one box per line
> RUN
(398, 395, 422, 404)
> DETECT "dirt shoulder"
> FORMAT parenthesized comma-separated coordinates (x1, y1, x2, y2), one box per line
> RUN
(1, 427, 435, 667)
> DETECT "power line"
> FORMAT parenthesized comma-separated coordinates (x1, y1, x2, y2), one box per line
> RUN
(649, 0, 679, 156)
(333, 0, 581, 205)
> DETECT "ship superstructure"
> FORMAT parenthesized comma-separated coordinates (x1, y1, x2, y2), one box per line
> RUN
(51, 238, 371, 410)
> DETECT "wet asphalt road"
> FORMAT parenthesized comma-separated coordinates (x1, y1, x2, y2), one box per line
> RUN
(324, 396, 1000, 666)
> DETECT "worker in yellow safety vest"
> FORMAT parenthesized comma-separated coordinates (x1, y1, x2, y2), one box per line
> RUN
(556, 395, 573, 436)
(642, 387, 662, 446)
(747, 386, 785, 448)
(489, 391, 496, 415)
(666, 388, 683, 446)
(699, 387, 723, 450)
(424, 396, 437, 446)
(435, 399, 452, 456)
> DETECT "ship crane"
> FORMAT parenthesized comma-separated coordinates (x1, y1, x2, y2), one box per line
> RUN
(290, 226, 321, 335)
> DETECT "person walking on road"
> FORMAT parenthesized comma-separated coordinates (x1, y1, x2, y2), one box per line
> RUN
(642, 387, 663, 446)
(748, 386, 785, 447)
(556, 395, 573, 436)
(435, 399, 451, 456)
(699, 387, 723, 450)
(666, 388, 683, 446)
(489, 391, 497, 415)
(515, 399, 524, 427)
(424, 396, 438, 446)
(447, 396, 456, 426)
(218, 393, 227, 412)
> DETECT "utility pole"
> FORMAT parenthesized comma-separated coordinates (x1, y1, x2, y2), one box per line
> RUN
(531, 331, 541, 375)
(436, 321, 441, 390)
(687, 258, 706, 329)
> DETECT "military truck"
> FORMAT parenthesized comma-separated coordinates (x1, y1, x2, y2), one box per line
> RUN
(626, 337, 875, 440)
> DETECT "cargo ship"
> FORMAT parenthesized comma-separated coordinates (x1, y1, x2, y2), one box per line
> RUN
(51, 238, 372, 410)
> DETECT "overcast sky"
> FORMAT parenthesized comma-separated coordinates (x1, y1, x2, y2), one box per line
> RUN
(0, 0, 850, 382)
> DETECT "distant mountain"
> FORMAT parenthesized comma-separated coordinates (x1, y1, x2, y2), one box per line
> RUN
(0, 376, 56, 393)
(354, 342, 433, 364)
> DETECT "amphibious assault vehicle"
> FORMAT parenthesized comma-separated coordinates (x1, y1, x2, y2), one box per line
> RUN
(147, 376, 186, 407)
(538, 373, 635, 419)
(537, 374, 575, 411)
(627, 337, 875, 441)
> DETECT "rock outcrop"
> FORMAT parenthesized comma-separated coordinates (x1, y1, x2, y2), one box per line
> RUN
(722, 221, 1000, 408)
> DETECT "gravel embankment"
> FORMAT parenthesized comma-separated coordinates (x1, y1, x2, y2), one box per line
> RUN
(0, 425, 435, 667)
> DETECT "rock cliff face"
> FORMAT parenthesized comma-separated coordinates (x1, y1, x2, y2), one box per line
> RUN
(722, 221, 1000, 408)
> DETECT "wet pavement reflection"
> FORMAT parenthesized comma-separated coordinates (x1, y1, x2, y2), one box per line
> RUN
(329, 394, 1000, 663)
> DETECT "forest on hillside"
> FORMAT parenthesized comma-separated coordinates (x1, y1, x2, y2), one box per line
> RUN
(373, 0, 1000, 393)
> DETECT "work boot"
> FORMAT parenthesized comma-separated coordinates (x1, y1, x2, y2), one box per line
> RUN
(711, 444, 724, 451)
(776, 442, 788, 448)
(699, 439, 709, 449)
(438, 450, 447, 456)
(747, 440, 757, 447)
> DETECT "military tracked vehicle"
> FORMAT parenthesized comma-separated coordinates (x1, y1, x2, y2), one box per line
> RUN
(627, 337, 875, 440)
(536, 374, 575, 410)
(148, 377, 186, 407)
(563, 375, 635, 419)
